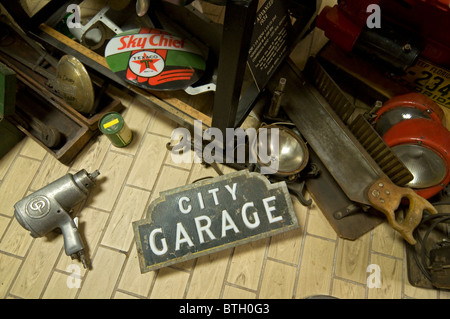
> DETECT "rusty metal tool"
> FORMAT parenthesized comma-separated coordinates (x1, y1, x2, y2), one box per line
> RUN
(275, 60, 437, 245)
(303, 57, 414, 187)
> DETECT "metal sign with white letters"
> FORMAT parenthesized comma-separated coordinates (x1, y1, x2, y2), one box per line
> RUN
(133, 170, 298, 273)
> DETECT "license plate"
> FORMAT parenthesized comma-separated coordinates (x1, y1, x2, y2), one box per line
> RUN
(132, 170, 298, 273)
(394, 58, 450, 109)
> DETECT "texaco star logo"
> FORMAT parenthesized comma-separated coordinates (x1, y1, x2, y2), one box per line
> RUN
(129, 51, 165, 78)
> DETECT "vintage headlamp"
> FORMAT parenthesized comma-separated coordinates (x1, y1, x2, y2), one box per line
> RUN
(373, 93, 449, 199)
(382, 118, 450, 199)
(255, 125, 309, 177)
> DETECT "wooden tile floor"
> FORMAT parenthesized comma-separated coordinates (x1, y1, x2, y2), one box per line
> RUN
(0, 90, 447, 299)
(0, 0, 448, 301)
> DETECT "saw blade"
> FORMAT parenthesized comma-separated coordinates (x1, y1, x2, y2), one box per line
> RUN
(304, 57, 413, 186)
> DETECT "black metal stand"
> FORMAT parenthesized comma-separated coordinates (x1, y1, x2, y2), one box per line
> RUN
(211, 0, 257, 135)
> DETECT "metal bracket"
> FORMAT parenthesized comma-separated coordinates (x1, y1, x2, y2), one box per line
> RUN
(184, 82, 216, 95)
(68, 6, 123, 50)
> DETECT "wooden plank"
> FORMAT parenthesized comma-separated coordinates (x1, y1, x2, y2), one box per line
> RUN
(9, 231, 63, 298)
(222, 285, 256, 299)
(41, 271, 80, 299)
(259, 259, 297, 299)
(149, 267, 190, 299)
(30, 154, 70, 191)
(227, 239, 268, 291)
(0, 156, 41, 217)
(296, 235, 336, 298)
(86, 151, 133, 211)
(186, 249, 232, 299)
(267, 196, 307, 265)
(334, 233, 371, 285)
(78, 247, 126, 299)
(117, 245, 156, 297)
(0, 216, 34, 257)
(0, 253, 22, 298)
(101, 186, 151, 251)
(371, 222, 404, 259)
(367, 253, 403, 299)
(126, 133, 168, 191)
(331, 278, 366, 299)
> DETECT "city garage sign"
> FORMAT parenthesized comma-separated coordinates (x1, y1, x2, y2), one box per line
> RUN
(133, 170, 298, 273)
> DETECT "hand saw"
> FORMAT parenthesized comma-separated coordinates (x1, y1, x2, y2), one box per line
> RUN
(275, 59, 437, 245)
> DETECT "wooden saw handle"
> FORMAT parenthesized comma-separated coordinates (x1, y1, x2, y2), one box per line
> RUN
(367, 176, 438, 245)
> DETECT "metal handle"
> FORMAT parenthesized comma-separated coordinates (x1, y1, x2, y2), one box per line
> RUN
(367, 176, 438, 245)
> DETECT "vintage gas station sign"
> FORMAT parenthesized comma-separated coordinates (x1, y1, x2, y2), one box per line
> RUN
(105, 28, 206, 91)
(133, 170, 298, 273)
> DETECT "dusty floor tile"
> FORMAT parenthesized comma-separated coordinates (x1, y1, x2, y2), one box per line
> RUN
(334, 232, 371, 284)
(149, 165, 190, 202)
(114, 291, 140, 299)
(70, 134, 111, 173)
(268, 196, 307, 265)
(20, 138, 47, 160)
(186, 249, 232, 299)
(150, 267, 190, 299)
(0, 253, 22, 298)
(189, 163, 221, 183)
(41, 270, 80, 299)
(296, 235, 336, 298)
(30, 154, 70, 191)
(0, 156, 41, 217)
(372, 222, 404, 258)
(227, 239, 268, 291)
(86, 151, 133, 211)
(0, 138, 25, 180)
(439, 290, 450, 299)
(148, 111, 179, 137)
(0, 215, 10, 239)
(222, 285, 256, 299)
(0, 215, 34, 257)
(306, 200, 337, 240)
(165, 148, 193, 171)
(78, 247, 126, 299)
(126, 133, 168, 191)
(259, 259, 297, 299)
(102, 186, 150, 251)
(331, 278, 366, 299)
(367, 254, 402, 299)
(10, 232, 63, 298)
(118, 245, 155, 297)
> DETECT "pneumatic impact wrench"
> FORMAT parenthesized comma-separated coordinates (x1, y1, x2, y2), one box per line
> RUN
(14, 169, 100, 268)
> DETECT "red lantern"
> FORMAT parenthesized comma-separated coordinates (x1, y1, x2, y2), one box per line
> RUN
(374, 93, 449, 199)
(374, 93, 445, 136)
(382, 118, 450, 199)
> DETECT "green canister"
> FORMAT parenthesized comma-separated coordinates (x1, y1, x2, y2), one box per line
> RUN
(99, 112, 133, 147)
